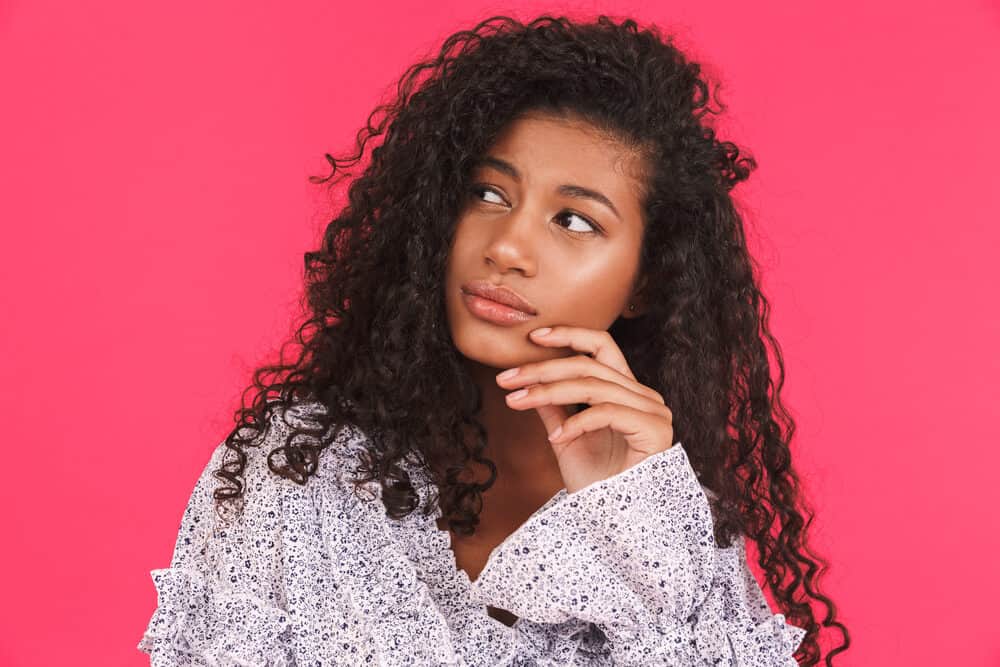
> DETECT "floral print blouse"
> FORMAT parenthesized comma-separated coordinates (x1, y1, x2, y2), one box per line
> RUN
(137, 400, 806, 665)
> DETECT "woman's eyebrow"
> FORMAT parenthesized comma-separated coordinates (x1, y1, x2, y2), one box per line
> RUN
(473, 155, 622, 222)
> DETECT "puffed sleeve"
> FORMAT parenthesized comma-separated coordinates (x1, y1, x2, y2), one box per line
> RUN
(470, 443, 807, 666)
(137, 427, 296, 666)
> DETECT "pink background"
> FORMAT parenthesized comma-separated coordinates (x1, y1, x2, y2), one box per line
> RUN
(2, 1, 998, 665)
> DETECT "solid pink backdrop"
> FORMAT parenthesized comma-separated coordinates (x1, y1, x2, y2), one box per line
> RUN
(1, 1, 997, 665)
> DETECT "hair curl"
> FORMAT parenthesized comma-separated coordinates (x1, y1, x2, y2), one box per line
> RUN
(210, 13, 849, 665)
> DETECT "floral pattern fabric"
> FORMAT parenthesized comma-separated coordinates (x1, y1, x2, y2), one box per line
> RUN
(138, 400, 805, 665)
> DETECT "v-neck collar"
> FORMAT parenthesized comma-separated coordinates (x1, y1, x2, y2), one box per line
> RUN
(377, 456, 588, 661)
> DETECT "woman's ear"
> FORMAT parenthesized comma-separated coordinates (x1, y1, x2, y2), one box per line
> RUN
(622, 274, 647, 318)
(622, 299, 645, 318)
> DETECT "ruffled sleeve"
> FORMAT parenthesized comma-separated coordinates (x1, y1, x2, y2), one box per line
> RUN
(137, 420, 296, 666)
(470, 442, 807, 666)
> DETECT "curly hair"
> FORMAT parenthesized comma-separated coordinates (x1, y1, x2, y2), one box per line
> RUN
(210, 13, 849, 665)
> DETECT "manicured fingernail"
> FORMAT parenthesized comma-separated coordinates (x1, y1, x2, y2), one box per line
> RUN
(507, 388, 529, 401)
(532, 327, 552, 337)
(548, 426, 563, 441)
(496, 368, 519, 381)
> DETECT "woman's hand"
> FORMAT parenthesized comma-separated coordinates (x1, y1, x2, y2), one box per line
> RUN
(496, 325, 675, 494)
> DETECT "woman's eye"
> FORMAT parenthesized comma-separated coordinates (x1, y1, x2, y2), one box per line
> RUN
(555, 211, 600, 235)
(471, 185, 505, 205)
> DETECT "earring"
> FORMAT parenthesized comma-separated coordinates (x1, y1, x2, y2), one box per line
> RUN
(628, 304, 636, 312)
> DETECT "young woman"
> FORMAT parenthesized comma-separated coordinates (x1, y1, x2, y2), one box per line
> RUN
(138, 14, 850, 666)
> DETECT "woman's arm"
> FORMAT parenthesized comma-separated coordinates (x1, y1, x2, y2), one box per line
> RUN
(471, 442, 806, 666)
(137, 438, 298, 666)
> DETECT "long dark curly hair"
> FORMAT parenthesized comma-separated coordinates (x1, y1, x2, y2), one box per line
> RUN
(210, 13, 849, 665)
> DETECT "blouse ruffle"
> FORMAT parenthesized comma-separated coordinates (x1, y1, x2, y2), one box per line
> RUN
(138, 566, 295, 667)
(136, 409, 300, 666)
(469, 443, 807, 666)
(138, 402, 359, 666)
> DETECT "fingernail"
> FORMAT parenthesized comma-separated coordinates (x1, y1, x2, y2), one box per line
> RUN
(507, 388, 529, 401)
(548, 426, 563, 441)
(496, 368, 519, 381)
(532, 327, 552, 337)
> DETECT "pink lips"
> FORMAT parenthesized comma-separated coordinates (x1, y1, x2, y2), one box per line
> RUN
(461, 292, 537, 326)
(460, 280, 537, 315)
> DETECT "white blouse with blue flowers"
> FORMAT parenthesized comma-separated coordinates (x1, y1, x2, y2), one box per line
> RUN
(138, 400, 806, 665)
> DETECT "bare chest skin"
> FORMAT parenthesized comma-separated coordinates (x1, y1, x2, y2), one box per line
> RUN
(435, 470, 565, 628)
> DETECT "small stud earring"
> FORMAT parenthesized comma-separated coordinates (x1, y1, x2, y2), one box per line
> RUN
(628, 304, 636, 312)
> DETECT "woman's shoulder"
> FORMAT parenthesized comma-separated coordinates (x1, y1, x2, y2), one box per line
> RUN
(174, 396, 384, 539)
(218, 397, 371, 480)
(141, 399, 378, 665)
(162, 399, 385, 588)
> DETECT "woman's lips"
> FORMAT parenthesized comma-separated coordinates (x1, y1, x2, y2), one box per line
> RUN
(461, 292, 537, 326)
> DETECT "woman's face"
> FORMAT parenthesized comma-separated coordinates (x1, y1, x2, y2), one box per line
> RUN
(444, 110, 649, 370)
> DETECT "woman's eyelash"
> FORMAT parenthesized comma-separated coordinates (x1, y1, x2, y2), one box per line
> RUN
(468, 184, 602, 236)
